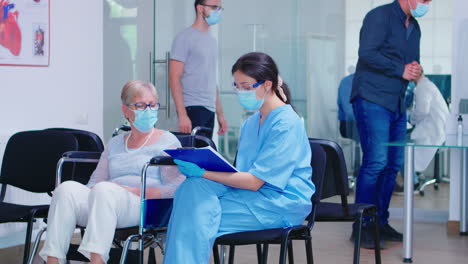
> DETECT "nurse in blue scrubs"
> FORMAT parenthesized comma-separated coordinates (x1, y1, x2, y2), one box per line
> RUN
(163, 52, 315, 264)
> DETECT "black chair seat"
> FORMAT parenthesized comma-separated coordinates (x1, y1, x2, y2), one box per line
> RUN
(309, 139, 381, 264)
(0, 202, 49, 223)
(216, 225, 309, 246)
(315, 202, 376, 222)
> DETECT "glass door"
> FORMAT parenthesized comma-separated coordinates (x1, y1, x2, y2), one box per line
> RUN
(103, 0, 194, 139)
(217, 0, 346, 161)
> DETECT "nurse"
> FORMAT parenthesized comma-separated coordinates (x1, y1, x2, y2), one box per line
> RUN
(163, 52, 315, 264)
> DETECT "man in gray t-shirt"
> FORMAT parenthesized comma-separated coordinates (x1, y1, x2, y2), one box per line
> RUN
(169, 0, 228, 138)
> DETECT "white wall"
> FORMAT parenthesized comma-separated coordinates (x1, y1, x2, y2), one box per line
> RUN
(0, 0, 103, 138)
(0, 0, 103, 247)
(448, 0, 468, 221)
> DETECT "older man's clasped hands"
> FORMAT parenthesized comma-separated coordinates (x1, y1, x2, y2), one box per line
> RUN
(403, 61, 423, 81)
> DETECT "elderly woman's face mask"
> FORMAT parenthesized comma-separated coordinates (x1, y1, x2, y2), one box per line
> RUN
(131, 107, 158, 132)
(125, 93, 160, 132)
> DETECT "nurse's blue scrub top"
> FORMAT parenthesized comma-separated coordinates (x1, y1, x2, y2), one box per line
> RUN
(234, 104, 315, 227)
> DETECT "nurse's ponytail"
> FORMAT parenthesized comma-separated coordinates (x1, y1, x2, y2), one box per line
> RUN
(232, 52, 293, 107)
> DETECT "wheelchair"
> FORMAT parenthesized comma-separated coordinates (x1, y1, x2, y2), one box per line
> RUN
(27, 126, 215, 264)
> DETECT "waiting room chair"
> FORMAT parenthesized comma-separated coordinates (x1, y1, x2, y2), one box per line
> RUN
(211, 139, 327, 264)
(0, 130, 80, 264)
(309, 138, 381, 264)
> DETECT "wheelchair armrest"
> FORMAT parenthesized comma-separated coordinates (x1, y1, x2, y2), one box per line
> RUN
(62, 151, 102, 160)
(56, 151, 101, 187)
(150, 156, 176, 166)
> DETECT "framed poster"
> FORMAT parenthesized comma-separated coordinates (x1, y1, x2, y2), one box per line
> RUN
(0, 0, 50, 67)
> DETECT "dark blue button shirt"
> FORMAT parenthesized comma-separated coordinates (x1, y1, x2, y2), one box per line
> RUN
(350, 0, 421, 113)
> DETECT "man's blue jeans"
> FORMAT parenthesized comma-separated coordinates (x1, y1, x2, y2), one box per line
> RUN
(352, 97, 406, 226)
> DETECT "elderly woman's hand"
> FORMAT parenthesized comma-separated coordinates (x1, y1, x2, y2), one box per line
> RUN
(174, 159, 206, 178)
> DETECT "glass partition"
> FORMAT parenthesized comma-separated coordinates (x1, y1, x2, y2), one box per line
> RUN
(217, 0, 346, 161)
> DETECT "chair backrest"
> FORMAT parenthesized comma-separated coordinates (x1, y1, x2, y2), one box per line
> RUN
(0, 130, 79, 194)
(309, 138, 350, 200)
(46, 128, 104, 152)
(46, 128, 104, 185)
(112, 125, 217, 150)
(309, 140, 327, 205)
(306, 140, 327, 226)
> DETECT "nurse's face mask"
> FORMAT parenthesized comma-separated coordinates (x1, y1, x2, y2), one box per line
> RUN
(233, 80, 266, 110)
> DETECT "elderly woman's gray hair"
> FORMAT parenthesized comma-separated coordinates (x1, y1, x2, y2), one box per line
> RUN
(121, 80, 158, 105)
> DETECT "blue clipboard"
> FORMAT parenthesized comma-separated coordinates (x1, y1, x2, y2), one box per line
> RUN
(164, 146, 238, 172)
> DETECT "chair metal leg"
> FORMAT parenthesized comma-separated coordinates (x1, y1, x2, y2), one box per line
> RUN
(139, 247, 144, 264)
(256, 244, 263, 264)
(305, 235, 314, 264)
(27, 227, 47, 264)
(228, 245, 235, 264)
(213, 245, 221, 264)
(288, 240, 294, 264)
(119, 234, 141, 264)
(220, 245, 226, 264)
(279, 240, 289, 264)
(353, 216, 363, 264)
(279, 229, 293, 264)
(262, 244, 269, 264)
(23, 216, 35, 264)
(372, 209, 382, 264)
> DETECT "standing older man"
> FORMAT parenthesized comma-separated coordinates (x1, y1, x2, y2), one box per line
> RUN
(350, 0, 431, 248)
(170, 0, 228, 139)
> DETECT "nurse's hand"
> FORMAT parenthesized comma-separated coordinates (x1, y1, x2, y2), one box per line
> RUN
(174, 159, 206, 178)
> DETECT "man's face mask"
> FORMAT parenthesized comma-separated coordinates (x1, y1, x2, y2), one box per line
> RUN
(205, 10, 222, 25)
(408, 0, 429, 18)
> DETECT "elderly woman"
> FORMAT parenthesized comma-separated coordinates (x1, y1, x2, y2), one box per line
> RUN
(40, 80, 184, 264)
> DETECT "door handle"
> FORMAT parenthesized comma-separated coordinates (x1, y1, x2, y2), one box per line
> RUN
(152, 51, 171, 119)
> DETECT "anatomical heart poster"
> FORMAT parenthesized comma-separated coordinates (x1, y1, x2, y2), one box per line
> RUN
(0, 0, 49, 66)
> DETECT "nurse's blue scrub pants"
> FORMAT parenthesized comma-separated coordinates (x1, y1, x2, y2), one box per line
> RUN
(163, 178, 280, 264)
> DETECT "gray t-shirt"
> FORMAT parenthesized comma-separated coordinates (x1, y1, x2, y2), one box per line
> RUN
(171, 27, 217, 112)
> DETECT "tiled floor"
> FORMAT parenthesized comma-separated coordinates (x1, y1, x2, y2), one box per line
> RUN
(2, 183, 467, 264)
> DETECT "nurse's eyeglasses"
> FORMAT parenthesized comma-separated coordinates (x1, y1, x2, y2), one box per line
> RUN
(233, 80, 265, 92)
(126, 102, 160, 111)
(200, 4, 224, 11)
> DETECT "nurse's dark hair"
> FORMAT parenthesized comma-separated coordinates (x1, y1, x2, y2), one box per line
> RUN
(231, 52, 292, 106)
(194, 0, 207, 13)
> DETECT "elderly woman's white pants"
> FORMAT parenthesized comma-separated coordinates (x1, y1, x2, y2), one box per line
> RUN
(39, 181, 140, 264)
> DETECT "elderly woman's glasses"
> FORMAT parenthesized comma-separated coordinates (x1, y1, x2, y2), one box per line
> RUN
(127, 102, 160, 111)
(200, 4, 224, 11)
(232, 80, 265, 92)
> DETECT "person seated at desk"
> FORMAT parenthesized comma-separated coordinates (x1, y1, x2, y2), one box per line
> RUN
(338, 67, 359, 141)
(409, 73, 450, 173)
(162, 52, 315, 264)
(40, 80, 184, 264)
